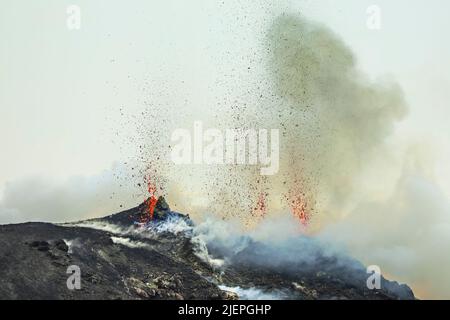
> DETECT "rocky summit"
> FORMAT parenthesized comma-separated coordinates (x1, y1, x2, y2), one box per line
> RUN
(0, 198, 415, 300)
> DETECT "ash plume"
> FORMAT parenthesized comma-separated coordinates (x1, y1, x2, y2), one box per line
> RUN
(161, 13, 408, 224)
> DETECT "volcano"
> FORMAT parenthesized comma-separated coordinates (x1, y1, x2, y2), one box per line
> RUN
(0, 198, 415, 300)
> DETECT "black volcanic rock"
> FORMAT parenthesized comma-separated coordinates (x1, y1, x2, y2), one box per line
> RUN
(101, 196, 187, 226)
(0, 200, 416, 300)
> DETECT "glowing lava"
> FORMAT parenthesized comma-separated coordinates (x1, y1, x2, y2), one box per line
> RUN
(140, 179, 159, 223)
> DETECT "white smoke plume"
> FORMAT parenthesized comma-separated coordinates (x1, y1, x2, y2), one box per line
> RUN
(320, 154, 450, 299)
(257, 14, 450, 299)
(111, 236, 148, 249)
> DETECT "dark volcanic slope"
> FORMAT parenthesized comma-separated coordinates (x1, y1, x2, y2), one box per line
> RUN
(0, 198, 415, 300)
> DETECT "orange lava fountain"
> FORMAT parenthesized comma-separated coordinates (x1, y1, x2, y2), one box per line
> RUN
(140, 178, 159, 223)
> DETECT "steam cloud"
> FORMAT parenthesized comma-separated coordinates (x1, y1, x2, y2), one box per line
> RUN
(260, 14, 450, 299)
